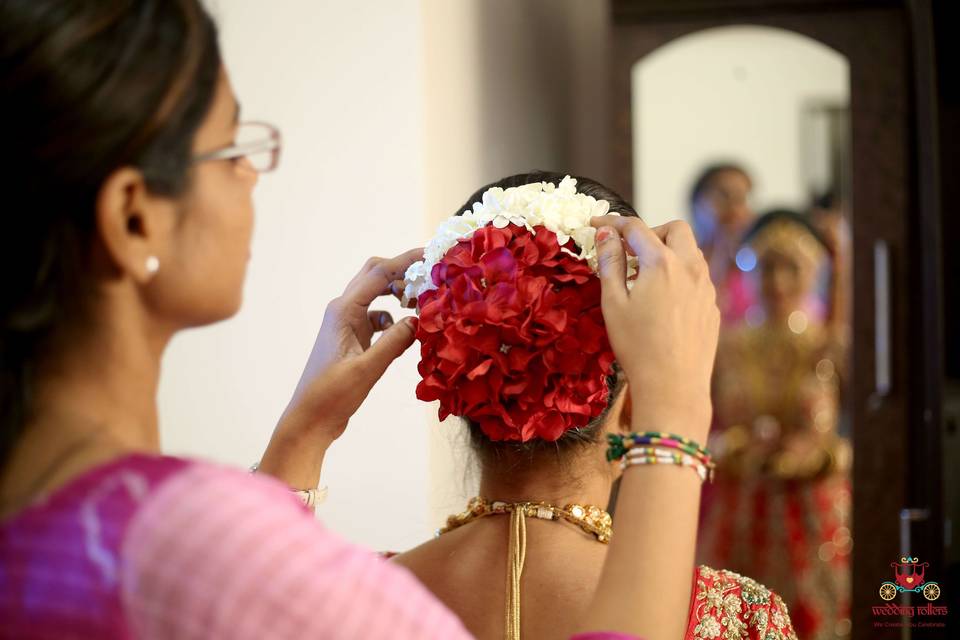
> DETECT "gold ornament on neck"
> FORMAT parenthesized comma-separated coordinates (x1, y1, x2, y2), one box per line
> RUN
(439, 496, 612, 543)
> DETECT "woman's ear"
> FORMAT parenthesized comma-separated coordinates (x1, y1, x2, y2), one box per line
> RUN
(94, 167, 174, 284)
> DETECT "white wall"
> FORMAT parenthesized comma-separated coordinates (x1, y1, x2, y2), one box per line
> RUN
(159, 0, 430, 552)
(158, 0, 610, 551)
(632, 26, 849, 227)
(419, 0, 611, 526)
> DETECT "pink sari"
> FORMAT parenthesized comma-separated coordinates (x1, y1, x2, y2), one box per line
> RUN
(0, 454, 642, 639)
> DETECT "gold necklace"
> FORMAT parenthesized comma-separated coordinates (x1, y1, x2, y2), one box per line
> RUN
(439, 496, 612, 640)
(439, 496, 612, 543)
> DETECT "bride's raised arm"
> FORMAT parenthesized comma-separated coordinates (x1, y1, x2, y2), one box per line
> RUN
(576, 216, 718, 640)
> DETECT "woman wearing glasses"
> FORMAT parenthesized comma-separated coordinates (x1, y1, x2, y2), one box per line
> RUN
(689, 163, 757, 325)
(0, 2, 724, 639)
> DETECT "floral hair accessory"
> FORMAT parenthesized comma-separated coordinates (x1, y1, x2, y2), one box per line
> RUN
(408, 176, 631, 443)
(403, 176, 634, 301)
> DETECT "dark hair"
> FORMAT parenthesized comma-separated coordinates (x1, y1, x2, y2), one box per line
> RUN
(743, 208, 831, 255)
(454, 172, 636, 464)
(811, 189, 840, 212)
(1, 0, 222, 465)
(688, 162, 752, 207)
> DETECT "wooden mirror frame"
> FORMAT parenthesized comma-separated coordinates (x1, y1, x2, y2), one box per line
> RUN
(609, 2, 947, 638)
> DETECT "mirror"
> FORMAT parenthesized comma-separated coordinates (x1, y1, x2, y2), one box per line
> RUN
(632, 25, 853, 639)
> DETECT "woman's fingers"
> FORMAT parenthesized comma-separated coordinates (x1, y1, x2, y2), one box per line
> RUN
(591, 215, 666, 268)
(368, 310, 395, 332)
(359, 317, 419, 380)
(385, 279, 403, 298)
(592, 216, 706, 274)
(342, 248, 424, 307)
(651, 220, 700, 264)
(594, 226, 628, 305)
(384, 279, 417, 308)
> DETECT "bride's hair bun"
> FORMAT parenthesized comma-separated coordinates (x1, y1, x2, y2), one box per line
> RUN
(409, 172, 637, 443)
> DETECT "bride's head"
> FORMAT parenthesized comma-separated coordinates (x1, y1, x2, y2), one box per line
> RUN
(406, 172, 639, 471)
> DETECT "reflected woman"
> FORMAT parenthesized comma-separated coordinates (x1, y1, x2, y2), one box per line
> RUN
(698, 210, 851, 640)
(689, 163, 757, 325)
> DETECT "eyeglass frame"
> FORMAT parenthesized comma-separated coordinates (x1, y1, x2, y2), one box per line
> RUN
(192, 121, 282, 173)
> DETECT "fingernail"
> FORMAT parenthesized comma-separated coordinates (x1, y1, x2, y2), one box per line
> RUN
(596, 227, 614, 243)
(405, 317, 419, 330)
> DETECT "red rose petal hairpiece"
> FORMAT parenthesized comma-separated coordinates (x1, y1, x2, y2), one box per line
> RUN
(405, 176, 627, 443)
(414, 223, 615, 442)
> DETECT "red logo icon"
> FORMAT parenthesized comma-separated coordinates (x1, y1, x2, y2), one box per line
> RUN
(879, 556, 941, 601)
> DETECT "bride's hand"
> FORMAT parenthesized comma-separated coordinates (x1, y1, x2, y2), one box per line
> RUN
(581, 217, 718, 639)
(591, 216, 720, 442)
(258, 249, 422, 487)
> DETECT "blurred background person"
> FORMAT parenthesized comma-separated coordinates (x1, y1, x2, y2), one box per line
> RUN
(809, 190, 846, 242)
(807, 190, 851, 327)
(697, 210, 852, 640)
(689, 163, 757, 324)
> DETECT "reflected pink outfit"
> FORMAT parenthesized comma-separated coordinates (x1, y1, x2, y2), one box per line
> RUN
(0, 455, 638, 639)
(719, 268, 756, 325)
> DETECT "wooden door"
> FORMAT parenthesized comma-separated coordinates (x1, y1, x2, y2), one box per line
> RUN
(609, 2, 947, 638)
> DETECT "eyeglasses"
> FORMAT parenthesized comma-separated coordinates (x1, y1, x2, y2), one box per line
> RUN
(706, 186, 750, 208)
(192, 121, 282, 173)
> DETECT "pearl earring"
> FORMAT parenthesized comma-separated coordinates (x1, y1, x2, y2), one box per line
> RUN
(145, 256, 160, 276)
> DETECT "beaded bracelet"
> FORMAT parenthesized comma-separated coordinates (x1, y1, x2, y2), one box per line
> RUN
(623, 449, 699, 463)
(607, 431, 712, 466)
(608, 433, 714, 483)
(626, 440, 712, 470)
(622, 455, 709, 483)
(621, 448, 711, 483)
(649, 448, 712, 482)
(625, 434, 711, 463)
(623, 446, 692, 464)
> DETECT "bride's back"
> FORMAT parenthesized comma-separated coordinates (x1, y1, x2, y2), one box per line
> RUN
(394, 514, 609, 640)
(396, 172, 638, 638)
(394, 173, 798, 640)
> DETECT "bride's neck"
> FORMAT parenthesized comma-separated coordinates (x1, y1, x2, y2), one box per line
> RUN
(476, 446, 614, 508)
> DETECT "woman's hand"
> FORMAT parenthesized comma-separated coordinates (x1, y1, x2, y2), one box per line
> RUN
(591, 216, 720, 442)
(258, 249, 422, 488)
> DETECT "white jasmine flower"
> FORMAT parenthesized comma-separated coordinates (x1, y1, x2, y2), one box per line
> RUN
(403, 176, 638, 300)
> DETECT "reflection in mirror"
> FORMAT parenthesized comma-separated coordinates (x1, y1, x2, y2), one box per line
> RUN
(632, 26, 853, 640)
